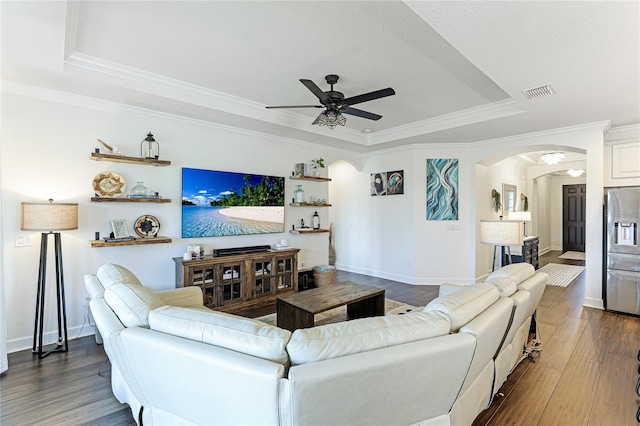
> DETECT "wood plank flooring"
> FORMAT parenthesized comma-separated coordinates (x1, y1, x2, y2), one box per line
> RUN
(474, 251, 640, 426)
(1, 251, 638, 425)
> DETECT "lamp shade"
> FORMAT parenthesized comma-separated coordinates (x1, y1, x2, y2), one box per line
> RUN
(480, 220, 524, 246)
(508, 211, 532, 222)
(21, 201, 78, 231)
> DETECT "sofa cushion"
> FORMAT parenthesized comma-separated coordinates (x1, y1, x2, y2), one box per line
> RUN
(423, 283, 499, 332)
(149, 306, 292, 364)
(104, 282, 165, 327)
(486, 263, 535, 285)
(484, 276, 518, 297)
(97, 263, 142, 288)
(286, 311, 450, 365)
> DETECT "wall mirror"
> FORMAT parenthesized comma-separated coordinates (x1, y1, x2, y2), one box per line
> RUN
(502, 183, 517, 217)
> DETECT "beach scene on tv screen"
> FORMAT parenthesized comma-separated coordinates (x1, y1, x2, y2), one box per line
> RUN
(182, 168, 285, 237)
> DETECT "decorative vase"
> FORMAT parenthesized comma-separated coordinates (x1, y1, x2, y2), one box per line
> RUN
(328, 223, 336, 266)
(132, 181, 148, 196)
(294, 185, 305, 203)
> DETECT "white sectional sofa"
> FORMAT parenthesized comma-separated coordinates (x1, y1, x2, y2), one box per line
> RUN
(86, 262, 546, 426)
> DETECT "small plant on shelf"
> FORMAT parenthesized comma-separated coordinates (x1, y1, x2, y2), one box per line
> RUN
(311, 158, 325, 169)
(310, 158, 325, 176)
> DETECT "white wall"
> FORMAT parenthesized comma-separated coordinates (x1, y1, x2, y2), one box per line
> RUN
(331, 146, 477, 285)
(329, 151, 417, 282)
(532, 175, 552, 253)
(0, 90, 360, 352)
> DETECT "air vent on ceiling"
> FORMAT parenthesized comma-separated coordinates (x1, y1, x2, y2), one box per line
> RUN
(522, 84, 555, 100)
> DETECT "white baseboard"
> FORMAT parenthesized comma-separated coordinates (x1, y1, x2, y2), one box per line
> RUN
(583, 297, 604, 310)
(335, 263, 417, 284)
(335, 263, 471, 286)
(7, 325, 96, 354)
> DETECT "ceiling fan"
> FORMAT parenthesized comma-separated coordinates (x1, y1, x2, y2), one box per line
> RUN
(266, 74, 395, 129)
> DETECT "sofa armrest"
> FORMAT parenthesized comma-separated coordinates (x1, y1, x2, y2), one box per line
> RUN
(438, 283, 465, 297)
(156, 287, 204, 308)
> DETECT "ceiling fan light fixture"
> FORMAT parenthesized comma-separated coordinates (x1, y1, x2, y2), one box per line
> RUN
(541, 151, 565, 165)
(317, 110, 346, 129)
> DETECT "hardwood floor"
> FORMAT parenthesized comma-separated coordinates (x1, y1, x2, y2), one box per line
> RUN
(1, 251, 638, 425)
(474, 251, 640, 426)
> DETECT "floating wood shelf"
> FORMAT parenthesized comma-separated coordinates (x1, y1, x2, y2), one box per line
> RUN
(90, 236, 172, 248)
(289, 175, 331, 182)
(90, 197, 171, 203)
(90, 152, 171, 166)
(289, 202, 331, 207)
(289, 229, 330, 234)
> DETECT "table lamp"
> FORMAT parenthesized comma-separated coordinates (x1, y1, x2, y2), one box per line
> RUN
(21, 200, 78, 358)
(480, 219, 524, 271)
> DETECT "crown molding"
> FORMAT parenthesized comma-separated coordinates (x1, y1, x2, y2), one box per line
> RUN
(63, 52, 365, 145)
(63, 52, 531, 148)
(604, 123, 640, 144)
(365, 98, 526, 146)
(63, 0, 81, 61)
(474, 120, 611, 148)
(0, 79, 355, 155)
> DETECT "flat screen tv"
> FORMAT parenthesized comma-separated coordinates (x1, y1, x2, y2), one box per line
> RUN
(182, 167, 285, 238)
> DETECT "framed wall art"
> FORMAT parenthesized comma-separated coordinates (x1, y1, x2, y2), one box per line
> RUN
(371, 170, 404, 196)
(426, 158, 459, 220)
(111, 219, 130, 239)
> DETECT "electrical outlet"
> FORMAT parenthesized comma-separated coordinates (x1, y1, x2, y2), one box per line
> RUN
(15, 235, 32, 247)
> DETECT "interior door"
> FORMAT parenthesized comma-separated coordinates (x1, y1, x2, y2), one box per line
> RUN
(563, 184, 586, 251)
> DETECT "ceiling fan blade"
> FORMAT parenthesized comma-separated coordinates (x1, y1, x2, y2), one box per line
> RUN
(341, 88, 395, 107)
(311, 113, 322, 125)
(300, 79, 331, 104)
(266, 105, 323, 109)
(342, 106, 382, 121)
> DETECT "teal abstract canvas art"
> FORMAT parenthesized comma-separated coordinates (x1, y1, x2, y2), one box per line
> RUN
(426, 158, 459, 220)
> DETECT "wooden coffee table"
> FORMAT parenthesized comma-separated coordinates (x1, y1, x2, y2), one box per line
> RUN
(276, 281, 385, 331)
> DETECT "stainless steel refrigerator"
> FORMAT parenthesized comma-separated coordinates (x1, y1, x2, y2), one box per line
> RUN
(604, 187, 640, 316)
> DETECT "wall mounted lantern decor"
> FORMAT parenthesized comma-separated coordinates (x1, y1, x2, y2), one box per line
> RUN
(141, 132, 159, 159)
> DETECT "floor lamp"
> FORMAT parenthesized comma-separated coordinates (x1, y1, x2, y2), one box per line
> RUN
(21, 200, 78, 358)
(480, 219, 524, 271)
(508, 211, 532, 237)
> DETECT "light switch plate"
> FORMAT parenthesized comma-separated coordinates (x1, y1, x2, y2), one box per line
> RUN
(15, 235, 32, 247)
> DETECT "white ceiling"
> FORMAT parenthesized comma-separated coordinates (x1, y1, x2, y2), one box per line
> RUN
(2, 1, 639, 153)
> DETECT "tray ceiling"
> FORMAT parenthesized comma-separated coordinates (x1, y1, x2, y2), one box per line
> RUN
(2, 1, 638, 152)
